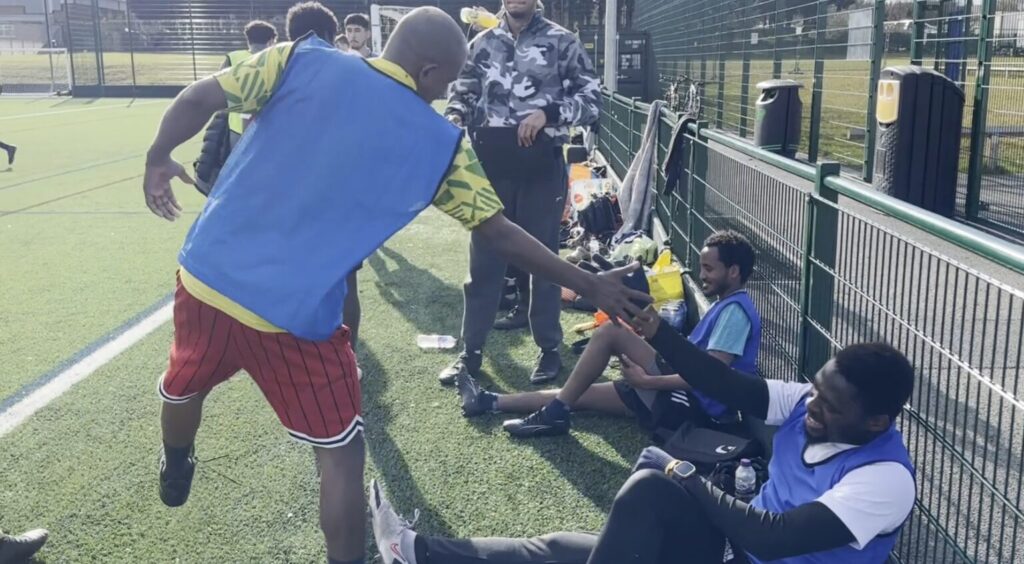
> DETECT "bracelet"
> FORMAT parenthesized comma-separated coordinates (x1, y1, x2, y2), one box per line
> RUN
(664, 459, 682, 476)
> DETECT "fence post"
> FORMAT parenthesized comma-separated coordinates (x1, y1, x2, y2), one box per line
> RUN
(90, 0, 103, 89)
(966, 0, 996, 220)
(599, 93, 610, 158)
(189, 1, 198, 81)
(739, 52, 751, 137)
(910, 0, 926, 66)
(628, 97, 637, 155)
(716, 56, 726, 128)
(686, 120, 710, 270)
(860, 0, 885, 182)
(63, 0, 77, 92)
(127, 3, 137, 93)
(771, 0, 783, 79)
(808, 0, 828, 162)
(798, 162, 841, 380)
(42, 0, 55, 90)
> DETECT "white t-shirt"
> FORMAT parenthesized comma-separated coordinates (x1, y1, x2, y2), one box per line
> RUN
(765, 381, 916, 550)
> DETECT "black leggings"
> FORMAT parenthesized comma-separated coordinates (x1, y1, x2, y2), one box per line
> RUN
(422, 470, 730, 564)
(587, 470, 728, 564)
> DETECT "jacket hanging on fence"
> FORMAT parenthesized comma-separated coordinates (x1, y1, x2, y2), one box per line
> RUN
(615, 100, 665, 240)
(661, 112, 699, 196)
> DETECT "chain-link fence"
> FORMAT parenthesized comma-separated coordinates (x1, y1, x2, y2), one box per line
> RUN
(599, 90, 1024, 564)
(632, 0, 1024, 241)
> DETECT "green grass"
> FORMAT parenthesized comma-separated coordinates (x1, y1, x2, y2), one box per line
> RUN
(0, 97, 647, 562)
(0, 98, 204, 399)
(1, 51, 227, 87)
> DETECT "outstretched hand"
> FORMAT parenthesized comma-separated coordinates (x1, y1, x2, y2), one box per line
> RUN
(578, 255, 653, 324)
(143, 154, 193, 221)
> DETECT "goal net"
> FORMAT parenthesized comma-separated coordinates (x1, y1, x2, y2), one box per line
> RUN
(370, 4, 418, 54)
(0, 47, 71, 96)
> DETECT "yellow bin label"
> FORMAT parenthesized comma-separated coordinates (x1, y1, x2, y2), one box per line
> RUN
(876, 79, 900, 124)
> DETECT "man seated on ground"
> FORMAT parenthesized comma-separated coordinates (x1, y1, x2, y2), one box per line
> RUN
(370, 339, 917, 564)
(458, 230, 761, 439)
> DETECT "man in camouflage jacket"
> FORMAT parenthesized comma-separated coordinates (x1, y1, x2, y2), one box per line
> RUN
(441, 0, 601, 387)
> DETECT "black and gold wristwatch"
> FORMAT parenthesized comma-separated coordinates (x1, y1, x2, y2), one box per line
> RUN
(664, 459, 698, 483)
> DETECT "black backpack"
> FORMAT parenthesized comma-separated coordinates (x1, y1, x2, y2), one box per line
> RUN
(193, 110, 233, 196)
(577, 194, 621, 238)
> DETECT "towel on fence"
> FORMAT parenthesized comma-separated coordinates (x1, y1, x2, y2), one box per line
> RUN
(615, 99, 666, 239)
(662, 113, 699, 196)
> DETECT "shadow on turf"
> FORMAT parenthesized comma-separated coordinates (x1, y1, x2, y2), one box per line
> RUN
(367, 245, 531, 382)
(359, 345, 458, 540)
(368, 245, 462, 338)
(460, 408, 644, 513)
(518, 428, 634, 513)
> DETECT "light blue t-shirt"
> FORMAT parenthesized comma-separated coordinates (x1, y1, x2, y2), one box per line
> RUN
(706, 302, 752, 357)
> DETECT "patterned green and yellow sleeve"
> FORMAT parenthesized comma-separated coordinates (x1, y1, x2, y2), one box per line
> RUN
(214, 42, 294, 114)
(432, 137, 504, 230)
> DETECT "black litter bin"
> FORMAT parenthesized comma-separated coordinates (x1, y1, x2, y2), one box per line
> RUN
(873, 66, 964, 218)
(754, 80, 803, 158)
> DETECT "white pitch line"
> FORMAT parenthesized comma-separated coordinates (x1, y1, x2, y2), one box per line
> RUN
(0, 99, 164, 122)
(0, 302, 173, 439)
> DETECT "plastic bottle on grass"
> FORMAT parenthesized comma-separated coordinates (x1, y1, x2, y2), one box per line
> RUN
(417, 335, 457, 350)
(734, 459, 757, 502)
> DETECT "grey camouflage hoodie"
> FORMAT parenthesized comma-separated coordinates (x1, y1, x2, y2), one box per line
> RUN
(445, 13, 601, 146)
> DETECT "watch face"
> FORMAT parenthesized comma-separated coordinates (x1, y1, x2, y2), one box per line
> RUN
(673, 460, 697, 480)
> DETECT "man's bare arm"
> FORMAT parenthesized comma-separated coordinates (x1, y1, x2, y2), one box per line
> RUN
(474, 214, 650, 323)
(143, 77, 228, 220)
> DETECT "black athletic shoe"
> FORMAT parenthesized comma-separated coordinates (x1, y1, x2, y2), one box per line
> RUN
(503, 407, 571, 438)
(159, 446, 196, 507)
(498, 278, 518, 312)
(439, 351, 481, 387)
(529, 349, 562, 385)
(493, 305, 529, 331)
(5, 145, 16, 166)
(457, 372, 495, 417)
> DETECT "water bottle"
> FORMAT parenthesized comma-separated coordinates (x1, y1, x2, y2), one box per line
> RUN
(658, 300, 687, 333)
(416, 335, 457, 350)
(734, 459, 757, 502)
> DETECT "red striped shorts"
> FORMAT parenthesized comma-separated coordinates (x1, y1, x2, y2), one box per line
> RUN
(159, 279, 362, 448)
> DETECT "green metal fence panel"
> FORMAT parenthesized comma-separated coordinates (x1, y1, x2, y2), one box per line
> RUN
(968, 0, 1024, 239)
(597, 92, 1024, 563)
(629, 0, 1024, 241)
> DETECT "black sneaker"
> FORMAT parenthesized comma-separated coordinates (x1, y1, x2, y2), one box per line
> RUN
(159, 446, 196, 507)
(5, 145, 16, 166)
(498, 277, 518, 312)
(503, 407, 571, 438)
(493, 305, 529, 331)
(530, 349, 562, 385)
(439, 351, 481, 387)
(457, 372, 495, 417)
(498, 292, 517, 312)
